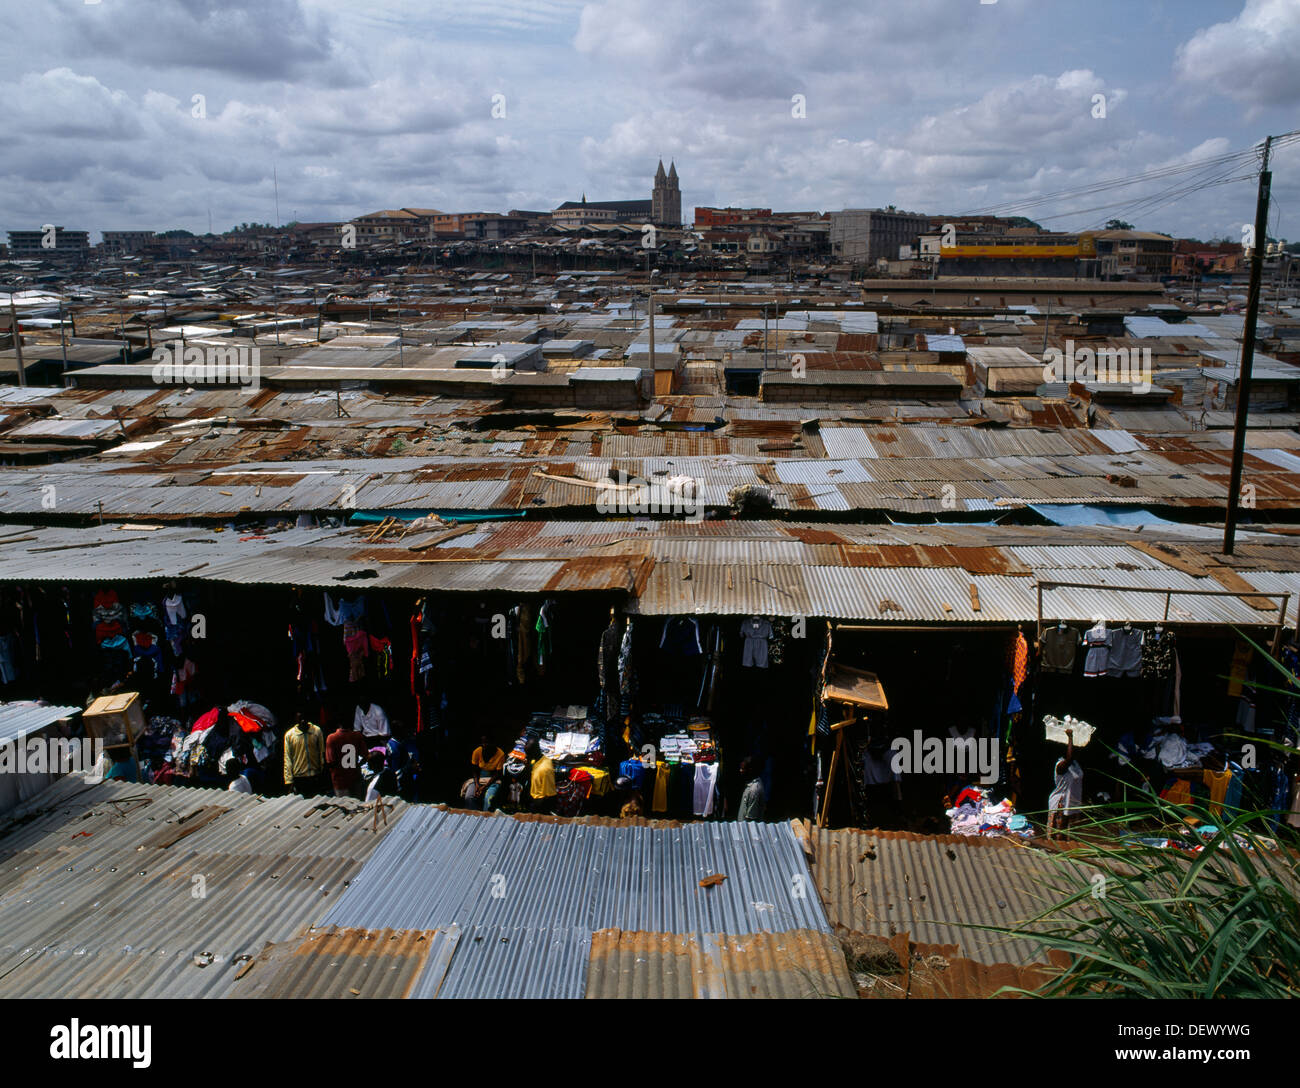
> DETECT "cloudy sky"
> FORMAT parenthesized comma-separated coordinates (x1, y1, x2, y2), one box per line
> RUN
(3, 0, 1298, 242)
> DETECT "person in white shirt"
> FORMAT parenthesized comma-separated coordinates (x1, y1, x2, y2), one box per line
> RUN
(354, 695, 391, 741)
(224, 758, 252, 794)
(1048, 729, 1083, 835)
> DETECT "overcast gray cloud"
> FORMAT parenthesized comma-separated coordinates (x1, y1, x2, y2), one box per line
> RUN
(1, 0, 1296, 241)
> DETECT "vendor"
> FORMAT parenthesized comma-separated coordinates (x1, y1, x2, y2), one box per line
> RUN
(469, 734, 505, 811)
(863, 738, 903, 829)
(104, 745, 140, 783)
(225, 757, 252, 794)
(736, 757, 766, 822)
(1048, 728, 1083, 835)
(326, 717, 369, 799)
(525, 739, 557, 813)
(283, 711, 326, 797)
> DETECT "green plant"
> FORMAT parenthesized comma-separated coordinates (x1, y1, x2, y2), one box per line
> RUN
(979, 630, 1299, 997)
(986, 798, 1299, 997)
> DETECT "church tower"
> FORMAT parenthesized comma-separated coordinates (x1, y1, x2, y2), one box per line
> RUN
(652, 160, 680, 227)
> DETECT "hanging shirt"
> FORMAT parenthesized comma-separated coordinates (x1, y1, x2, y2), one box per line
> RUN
(163, 594, 187, 626)
(693, 762, 718, 817)
(1140, 630, 1177, 679)
(741, 617, 772, 668)
(1039, 626, 1078, 674)
(659, 617, 703, 656)
(1082, 624, 1111, 678)
(652, 760, 670, 812)
(1106, 628, 1144, 677)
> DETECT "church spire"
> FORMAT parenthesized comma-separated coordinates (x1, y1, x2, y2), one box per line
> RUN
(655, 159, 666, 181)
(668, 160, 677, 181)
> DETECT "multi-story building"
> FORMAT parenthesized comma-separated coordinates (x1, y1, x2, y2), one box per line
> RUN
(284, 222, 345, 249)
(7, 227, 90, 261)
(101, 230, 155, 255)
(350, 209, 425, 245)
(694, 206, 771, 229)
(829, 208, 930, 263)
(916, 227, 1098, 276)
(552, 198, 647, 227)
(1171, 239, 1243, 277)
(1093, 230, 1174, 279)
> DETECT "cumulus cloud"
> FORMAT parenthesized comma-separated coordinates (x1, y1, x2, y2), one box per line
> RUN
(0, 1, 1295, 239)
(1174, 0, 1300, 108)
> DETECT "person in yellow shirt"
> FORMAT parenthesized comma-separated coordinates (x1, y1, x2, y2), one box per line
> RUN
(469, 734, 505, 810)
(283, 712, 326, 797)
(525, 739, 556, 813)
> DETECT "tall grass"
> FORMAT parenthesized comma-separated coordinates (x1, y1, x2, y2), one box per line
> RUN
(983, 630, 1300, 997)
(988, 797, 1299, 997)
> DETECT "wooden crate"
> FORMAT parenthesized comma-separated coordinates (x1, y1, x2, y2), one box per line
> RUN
(83, 692, 145, 748)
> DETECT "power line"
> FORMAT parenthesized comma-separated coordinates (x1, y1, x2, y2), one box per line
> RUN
(957, 134, 1300, 223)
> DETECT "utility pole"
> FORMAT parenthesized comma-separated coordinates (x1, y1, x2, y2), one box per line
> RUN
(397, 287, 404, 367)
(1224, 135, 1273, 556)
(58, 299, 68, 376)
(9, 296, 26, 387)
(1041, 300, 1051, 356)
(648, 286, 656, 373)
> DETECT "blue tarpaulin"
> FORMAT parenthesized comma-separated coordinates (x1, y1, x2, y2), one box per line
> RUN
(1028, 504, 1177, 527)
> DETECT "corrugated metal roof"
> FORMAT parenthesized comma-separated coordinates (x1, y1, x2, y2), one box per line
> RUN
(0, 777, 404, 998)
(0, 702, 82, 748)
(321, 806, 839, 998)
(585, 927, 856, 998)
(803, 822, 1068, 967)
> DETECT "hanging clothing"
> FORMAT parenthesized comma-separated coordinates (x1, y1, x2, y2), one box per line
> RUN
(659, 617, 702, 656)
(131, 631, 164, 679)
(163, 594, 187, 626)
(691, 764, 722, 816)
(535, 601, 554, 674)
(0, 634, 16, 685)
(740, 617, 773, 668)
(700, 624, 723, 712)
(652, 760, 670, 813)
(1082, 624, 1111, 678)
(768, 618, 789, 667)
(1039, 626, 1078, 674)
(1227, 641, 1252, 698)
(516, 602, 534, 684)
(1106, 627, 1144, 678)
(1010, 630, 1029, 692)
(598, 622, 621, 712)
(171, 658, 197, 704)
(1140, 629, 1177, 679)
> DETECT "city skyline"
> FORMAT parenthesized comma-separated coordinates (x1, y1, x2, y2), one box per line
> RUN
(2, 1, 1298, 241)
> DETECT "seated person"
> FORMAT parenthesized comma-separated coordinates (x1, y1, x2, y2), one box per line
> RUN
(468, 734, 505, 811)
(525, 739, 556, 813)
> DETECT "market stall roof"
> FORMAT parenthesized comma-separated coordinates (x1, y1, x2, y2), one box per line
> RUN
(0, 519, 1292, 626)
(0, 779, 853, 1000)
